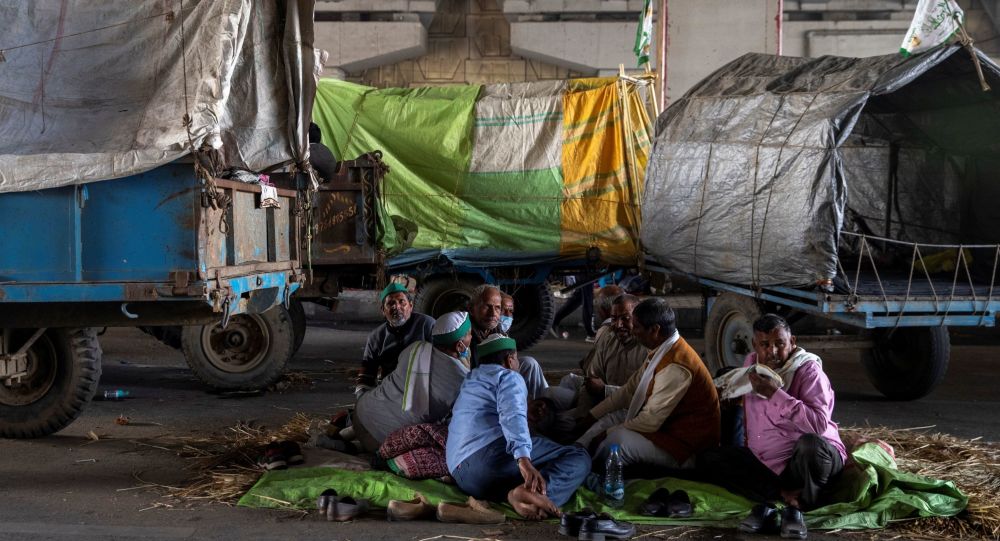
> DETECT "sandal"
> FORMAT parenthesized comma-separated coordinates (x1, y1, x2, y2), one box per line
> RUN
(317, 488, 338, 517)
(328, 496, 369, 522)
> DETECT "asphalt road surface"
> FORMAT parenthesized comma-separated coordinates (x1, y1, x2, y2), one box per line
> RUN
(0, 313, 996, 541)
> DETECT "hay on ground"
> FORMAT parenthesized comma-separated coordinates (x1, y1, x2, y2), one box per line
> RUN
(134, 416, 998, 539)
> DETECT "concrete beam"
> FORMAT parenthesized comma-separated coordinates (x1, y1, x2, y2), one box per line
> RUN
(314, 0, 438, 12)
(782, 20, 909, 57)
(314, 21, 427, 72)
(510, 21, 635, 73)
(502, 0, 646, 13)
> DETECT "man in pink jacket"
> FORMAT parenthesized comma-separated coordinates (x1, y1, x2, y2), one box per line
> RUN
(697, 314, 847, 540)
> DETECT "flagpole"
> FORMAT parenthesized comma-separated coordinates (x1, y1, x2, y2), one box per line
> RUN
(656, 0, 667, 109)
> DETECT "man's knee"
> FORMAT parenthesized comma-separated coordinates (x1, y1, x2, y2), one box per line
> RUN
(521, 356, 541, 373)
(794, 433, 824, 456)
(563, 445, 592, 476)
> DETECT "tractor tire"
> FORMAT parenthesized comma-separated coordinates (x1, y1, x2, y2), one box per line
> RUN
(502, 283, 554, 351)
(414, 277, 481, 319)
(0, 328, 102, 438)
(180, 305, 294, 391)
(288, 298, 307, 355)
(704, 292, 763, 375)
(861, 326, 949, 401)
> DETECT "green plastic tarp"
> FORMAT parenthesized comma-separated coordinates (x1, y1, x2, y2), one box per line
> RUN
(238, 443, 967, 529)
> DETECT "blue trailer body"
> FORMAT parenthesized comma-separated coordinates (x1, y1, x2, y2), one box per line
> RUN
(0, 162, 301, 322)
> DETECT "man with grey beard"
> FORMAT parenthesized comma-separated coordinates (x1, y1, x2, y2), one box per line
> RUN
(357, 283, 434, 397)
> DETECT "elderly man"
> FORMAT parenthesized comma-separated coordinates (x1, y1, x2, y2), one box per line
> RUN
(447, 334, 591, 520)
(469, 285, 548, 399)
(340, 311, 472, 455)
(697, 314, 846, 540)
(357, 283, 435, 395)
(579, 285, 624, 373)
(543, 294, 648, 431)
(577, 298, 720, 470)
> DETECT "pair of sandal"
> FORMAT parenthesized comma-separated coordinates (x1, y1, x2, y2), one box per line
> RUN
(638, 488, 693, 518)
(261, 440, 304, 470)
(316, 488, 369, 522)
(386, 492, 505, 524)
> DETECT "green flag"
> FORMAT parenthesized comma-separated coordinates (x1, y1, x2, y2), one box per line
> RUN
(900, 0, 964, 56)
(634, 0, 653, 67)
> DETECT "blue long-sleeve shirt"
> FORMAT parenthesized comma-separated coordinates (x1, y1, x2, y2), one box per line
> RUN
(446, 364, 532, 471)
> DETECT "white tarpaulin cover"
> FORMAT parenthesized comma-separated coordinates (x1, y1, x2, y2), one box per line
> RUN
(0, 0, 316, 193)
(642, 45, 1000, 288)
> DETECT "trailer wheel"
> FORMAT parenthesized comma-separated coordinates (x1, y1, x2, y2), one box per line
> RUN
(0, 328, 102, 438)
(861, 326, 949, 401)
(181, 306, 294, 391)
(704, 293, 762, 375)
(288, 298, 307, 355)
(503, 283, 555, 351)
(415, 277, 481, 319)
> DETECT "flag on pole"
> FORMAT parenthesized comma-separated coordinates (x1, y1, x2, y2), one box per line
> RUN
(900, 0, 964, 56)
(634, 0, 654, 66)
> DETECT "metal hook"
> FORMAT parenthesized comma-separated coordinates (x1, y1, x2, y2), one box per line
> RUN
(220, 296, 233, 329)
(120, 303, 138, 319)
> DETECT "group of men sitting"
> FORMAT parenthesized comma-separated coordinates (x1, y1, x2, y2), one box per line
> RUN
(334, 282, 847, 538)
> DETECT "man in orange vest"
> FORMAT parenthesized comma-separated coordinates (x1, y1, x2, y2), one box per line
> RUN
(576, 298, 720, 469)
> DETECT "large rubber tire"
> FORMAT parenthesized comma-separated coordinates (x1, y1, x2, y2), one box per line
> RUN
(414, 278, 554, 351)
(503, 283, 555, 351)
(180, 305, 294, 391)
(288, 298, 307, 355)
(0, 328, 102, 438)
(704, 293, 763, 375)
(861, 326, 949, 401)
(414, 277, 481, 319)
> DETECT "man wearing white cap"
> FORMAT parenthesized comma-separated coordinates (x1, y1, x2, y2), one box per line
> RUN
(358, 282, 435, 396)
(447, 334, 591, 520)
(349, 311, 474, 452)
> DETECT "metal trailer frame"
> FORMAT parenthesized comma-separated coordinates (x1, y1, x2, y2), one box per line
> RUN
(0, 163, 303, 327)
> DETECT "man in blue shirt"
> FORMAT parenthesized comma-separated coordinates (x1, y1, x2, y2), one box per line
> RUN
(447, 334, 591, 520)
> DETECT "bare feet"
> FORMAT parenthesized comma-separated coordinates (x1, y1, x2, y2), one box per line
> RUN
(507, 486, 561, 520)
(508, 486, 543, 519)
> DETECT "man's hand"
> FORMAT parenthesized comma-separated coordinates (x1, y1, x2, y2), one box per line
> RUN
(517, 457, 546, 494)
(749, 371, 779, 399)
(584, 376, 606, 396)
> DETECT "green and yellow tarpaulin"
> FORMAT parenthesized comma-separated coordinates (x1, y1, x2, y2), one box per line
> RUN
(312, 77, 651, 265)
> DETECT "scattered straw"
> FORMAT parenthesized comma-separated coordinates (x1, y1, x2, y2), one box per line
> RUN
(839, 425, 1000, 540)
(128, 413, 315, 507)
(125, 415, 996, 539)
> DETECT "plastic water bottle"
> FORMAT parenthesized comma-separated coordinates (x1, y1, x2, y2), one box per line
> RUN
(102, 390, 131, 401)
(604, 444, 625, 508)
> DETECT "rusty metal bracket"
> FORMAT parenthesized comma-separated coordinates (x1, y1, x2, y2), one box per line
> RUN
(220, 296, 233, 329)
(1, 328, 47, 385)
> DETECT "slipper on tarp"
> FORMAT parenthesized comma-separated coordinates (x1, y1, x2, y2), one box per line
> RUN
(666, 490, 693, 518)
(317, 488, 338, 517)
(639, 488, 693, 518)
(639, 488, 671, 516)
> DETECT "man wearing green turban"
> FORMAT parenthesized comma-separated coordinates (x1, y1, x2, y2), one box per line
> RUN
(357, 282, 435, 396)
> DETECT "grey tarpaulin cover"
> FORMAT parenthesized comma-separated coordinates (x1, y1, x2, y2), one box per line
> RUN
(0, 0, 316, 193)
(642, 45, 1000, 288)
